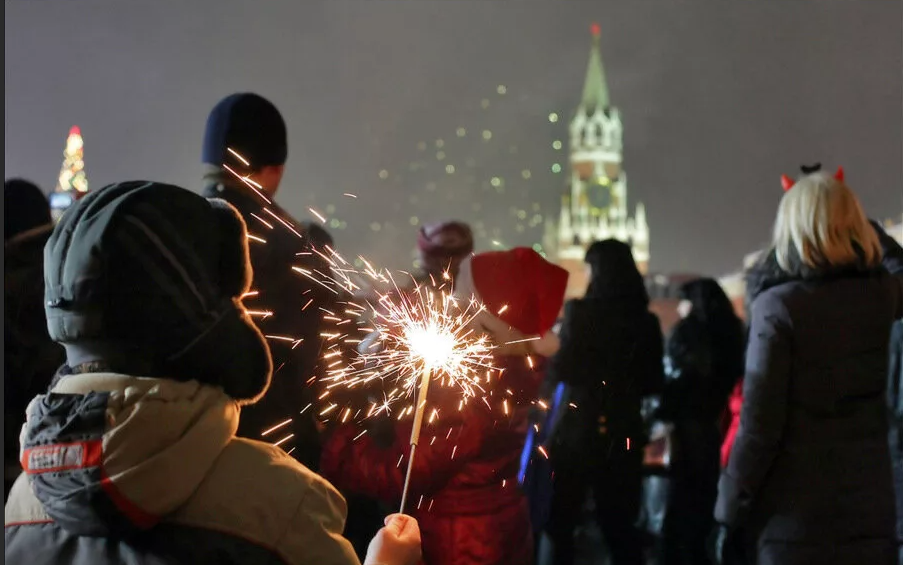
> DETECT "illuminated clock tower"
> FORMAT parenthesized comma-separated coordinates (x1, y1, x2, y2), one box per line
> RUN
(554, 23, 650, 297)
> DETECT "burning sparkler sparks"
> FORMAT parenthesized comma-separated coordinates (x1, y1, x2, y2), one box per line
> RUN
(222, 149, 501, 416)
(221, 149, 547, 509)
(326, 284, 495, 407)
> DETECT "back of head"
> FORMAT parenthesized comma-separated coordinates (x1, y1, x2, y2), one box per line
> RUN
(300, 220, 335, 250)
(299, 220, 336, 276)
(773, 171, 881, 277)
(417, 221, 474, 276)
(44, 181, 272, 403)
(202, 93, 287, 172)
(584, 239, 648, 305)
(5, 178, 51, 241)
(679, 278, 738, 325)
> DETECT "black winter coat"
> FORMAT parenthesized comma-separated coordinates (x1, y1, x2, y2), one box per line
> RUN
(889, 321, 903, 423)
(716, 233, 903, 564)
(660, 316, 745, 427)
(4, 225, 65, 498)
(548, 297, 664, 461)
(659, 316, 744, 482)
(203, 183, 331, 470)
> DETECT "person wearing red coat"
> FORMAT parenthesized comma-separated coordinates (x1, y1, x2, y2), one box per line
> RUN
(322, 248, 568, 565)
(721, 379, 744, 468)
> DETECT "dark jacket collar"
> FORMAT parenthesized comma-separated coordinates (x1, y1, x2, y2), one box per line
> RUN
(746, 248, 885, 304)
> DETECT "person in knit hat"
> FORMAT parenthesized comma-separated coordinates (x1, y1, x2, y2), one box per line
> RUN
(415, 220, 474, 284)
(3, 179, 65, 500)
(355, 221, 475, 313)
(201, 92, 332, 470)
(322, 247, 567, 565)
(4, 181, 421, 565)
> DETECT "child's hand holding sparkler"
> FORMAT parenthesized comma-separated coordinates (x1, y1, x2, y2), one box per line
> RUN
(364, 514, 422, 565)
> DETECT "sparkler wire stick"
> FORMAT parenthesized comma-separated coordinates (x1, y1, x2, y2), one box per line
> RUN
(399, 367, 432, 513)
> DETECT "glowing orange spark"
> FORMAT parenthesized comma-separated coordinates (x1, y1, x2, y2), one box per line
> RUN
(227, 147, 250, 167)
(308, 207, 327, 223)
(262, 418, 292, 437)
(249, 213, 274, 230)
(274, 433, 294, 447)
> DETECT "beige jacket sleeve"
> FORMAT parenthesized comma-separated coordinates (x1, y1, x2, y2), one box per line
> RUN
(276, 473, 362, 565)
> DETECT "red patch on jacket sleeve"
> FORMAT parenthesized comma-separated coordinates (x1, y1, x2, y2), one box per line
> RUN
(20, 441, 103, 474)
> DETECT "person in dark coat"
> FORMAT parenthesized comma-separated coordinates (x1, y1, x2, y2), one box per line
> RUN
(714, 169, 903, 565)
(543, 239, 665, 565)
(888, 319, 903, 561)
(3, 179, 66, 501)
(656, 278, 745, 564)
(323, 248, 568, 565)
(201, 92, 330, 471)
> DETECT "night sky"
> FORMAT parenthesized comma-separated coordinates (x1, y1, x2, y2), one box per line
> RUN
(5, 1, 901, 276)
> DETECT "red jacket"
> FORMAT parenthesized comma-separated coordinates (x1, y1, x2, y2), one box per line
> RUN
(720, 379, 743, 468)
(321, 356, 540, 565)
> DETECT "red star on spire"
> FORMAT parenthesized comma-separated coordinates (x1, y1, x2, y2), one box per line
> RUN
(590, 23, 601, 36)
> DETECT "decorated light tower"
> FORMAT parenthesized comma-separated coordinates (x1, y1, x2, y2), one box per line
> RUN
(550, 24, 650, 298)
(50, 126, 89, 222)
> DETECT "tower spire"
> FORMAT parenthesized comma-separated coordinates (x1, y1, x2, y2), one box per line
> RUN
(580, 23, 610, 113)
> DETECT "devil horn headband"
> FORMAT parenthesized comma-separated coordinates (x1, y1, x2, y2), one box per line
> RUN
(800, 163, 822, 174)
(780, 166, 844, 192)
(781, 175, 795, 191)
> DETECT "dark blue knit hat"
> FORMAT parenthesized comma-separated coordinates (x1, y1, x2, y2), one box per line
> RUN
(202, 93, 287, 169)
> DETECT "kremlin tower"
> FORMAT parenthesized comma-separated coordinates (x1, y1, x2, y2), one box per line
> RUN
(548, 24, 650, 298)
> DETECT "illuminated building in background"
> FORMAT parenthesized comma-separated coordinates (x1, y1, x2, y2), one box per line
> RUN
(50, 126, 89, 222)
(547, 24, 650, 298)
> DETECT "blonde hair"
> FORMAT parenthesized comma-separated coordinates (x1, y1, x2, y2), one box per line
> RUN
(773, 171, 881, 275)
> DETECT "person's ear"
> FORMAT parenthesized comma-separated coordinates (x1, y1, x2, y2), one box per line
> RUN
(256, 164, 285, 196)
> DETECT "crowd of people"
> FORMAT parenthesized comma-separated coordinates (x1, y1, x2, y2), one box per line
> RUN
(4, 91, 903, 565)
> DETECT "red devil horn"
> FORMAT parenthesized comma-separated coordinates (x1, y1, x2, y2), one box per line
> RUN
(781, 175, 795, 192)
(834, 167, 844, 182)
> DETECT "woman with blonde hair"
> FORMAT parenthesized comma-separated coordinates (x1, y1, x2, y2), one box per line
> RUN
(714, 167, 903, 565)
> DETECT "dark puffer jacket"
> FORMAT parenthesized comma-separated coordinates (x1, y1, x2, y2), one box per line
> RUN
(715, 227, 903, 565)
(322, 356, 541, 565)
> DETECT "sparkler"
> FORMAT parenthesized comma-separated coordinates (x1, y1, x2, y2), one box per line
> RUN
(330, 283, 496, 512)
(221, 149, 524, 509)
(400, 366, 431, 513)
